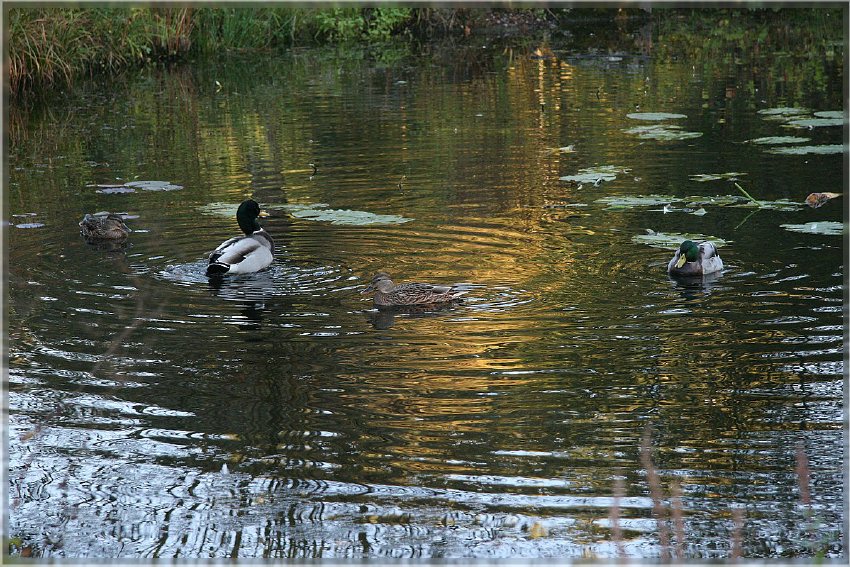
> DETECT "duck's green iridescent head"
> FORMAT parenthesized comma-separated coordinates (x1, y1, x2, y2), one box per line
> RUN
(675, 240, 700, 268)
(236, 199, 268, 235)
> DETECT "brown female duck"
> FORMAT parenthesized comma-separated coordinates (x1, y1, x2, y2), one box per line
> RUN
(79, 213, 131, 240)
(362, 272, 467, 308)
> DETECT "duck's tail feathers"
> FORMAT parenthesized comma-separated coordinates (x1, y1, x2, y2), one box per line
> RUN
(206, 262, 230, 277)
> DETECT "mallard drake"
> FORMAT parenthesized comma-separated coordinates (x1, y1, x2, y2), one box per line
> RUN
(79, 213, 130, 240)
(667, 240, 723, 276)
(206, 199, 274, 277)
(362, 272, 467, 308)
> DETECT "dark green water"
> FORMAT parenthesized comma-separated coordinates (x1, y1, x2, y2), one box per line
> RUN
(7, 23, 846, 559)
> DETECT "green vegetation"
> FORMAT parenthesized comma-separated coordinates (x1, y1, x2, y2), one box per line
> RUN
(8, 5, 844, 99)
(8, 5, 426, 95)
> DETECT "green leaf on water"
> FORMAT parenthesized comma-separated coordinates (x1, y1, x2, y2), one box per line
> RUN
(198, 202, 240, 217)
(124, 180, 183, 191)
(813, 110, 845, 119)
(784, 117, 844, 128)
(283, 203, 413, 225)
(624, 124, 703, 141)
(626, 112, 688, 121)
(766, 144, 846, 155)
(690, 172, 747, 182)
(757, 107, 810, 116)
(559, 165, 629, 184)
(780, 221, 844, 235)
(685, 194, 746, 205)
(632, 230, 729, 249)
(595, 195, 678, 208)
(733, 199, 803, 211)
(747, 136, 811, 145)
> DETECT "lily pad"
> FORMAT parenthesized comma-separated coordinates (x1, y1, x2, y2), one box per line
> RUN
(690, 172, 747, 182)
(626, 112, 688, 121)
(733, 198, 803, 211)
(766, 144, 845, 155)
(747, 136, 811, 145)
(632, 230, 729, 249)
(624, 124, 703, 141)
(559, 165, 629, 184)
(780, 221, 844, 236)
(595, 195, 678, 208)
(784, 118, 844, 128)
(96, 186, 136, 194)
(15, 222, 45, 229)
(283, 204, 412, 225)
(198, 202, 240, 217)
(124, 180, 184, 191)
(685, 194, 747, 206)
(757, 107, 810, 116)
(813, 110, 844, 119)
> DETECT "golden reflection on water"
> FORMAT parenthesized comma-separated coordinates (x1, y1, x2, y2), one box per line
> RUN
(6, 26, 845, 559)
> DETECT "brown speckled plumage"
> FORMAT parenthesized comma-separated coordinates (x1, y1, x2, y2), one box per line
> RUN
(79, 213, 130, 240)
(362, 272, 466, 308)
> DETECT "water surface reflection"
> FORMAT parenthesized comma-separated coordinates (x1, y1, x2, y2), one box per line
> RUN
(7, 22, 845, 560)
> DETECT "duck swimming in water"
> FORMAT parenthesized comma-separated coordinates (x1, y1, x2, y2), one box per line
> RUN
(207, 199, 274, 277)
(362, 272, 467, 308)
(667, 240, 723, 277)
(79, 213, 131, 240)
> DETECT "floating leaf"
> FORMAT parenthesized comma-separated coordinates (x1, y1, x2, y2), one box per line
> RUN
(757, 107, 810, 116)
(780, 221, 844, 235)
(766, 144, 845, 155)
(15, 222, 45, 229)
(805, 192, 842, 208)
(740, 199, 803, 211)
(690, 172, 747, 182)
(124, 180, 183, 191)
(283, 204, 412, 225)
(784, 118, 844, 128)
(626, 112, 688, 121)
(624, 124, 702, 141)
(632, 230, 729, 249)
(685, 194, 747, 205)
(96, 186, 135, 194)
(747, 136, 811, 145)
(560, 165, 629, 184)
(595, 194, 678, 208)
(198, 202, 240, 217)
(813, 110, 844, 119)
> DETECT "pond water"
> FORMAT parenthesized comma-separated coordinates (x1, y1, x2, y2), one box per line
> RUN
(7, 23, 846, 560)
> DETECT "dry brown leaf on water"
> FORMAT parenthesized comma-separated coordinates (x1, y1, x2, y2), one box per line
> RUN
(805, 192, 842, 208)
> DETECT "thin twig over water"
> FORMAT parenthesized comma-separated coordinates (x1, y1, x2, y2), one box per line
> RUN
(610, 476, 627, 560)
(731, 507, 745, 560)
(641, 426, 670, 562)
(671, 479, 685, 560)
(795, 443, 812, 506)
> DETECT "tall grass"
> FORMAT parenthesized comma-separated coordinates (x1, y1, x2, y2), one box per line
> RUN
(8, 6, 425, 96)
(8, 7, 194, 94)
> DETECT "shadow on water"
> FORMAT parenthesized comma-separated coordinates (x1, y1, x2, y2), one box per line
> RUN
(364, 302, 465, 330)
(667, 270, 726, 301)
